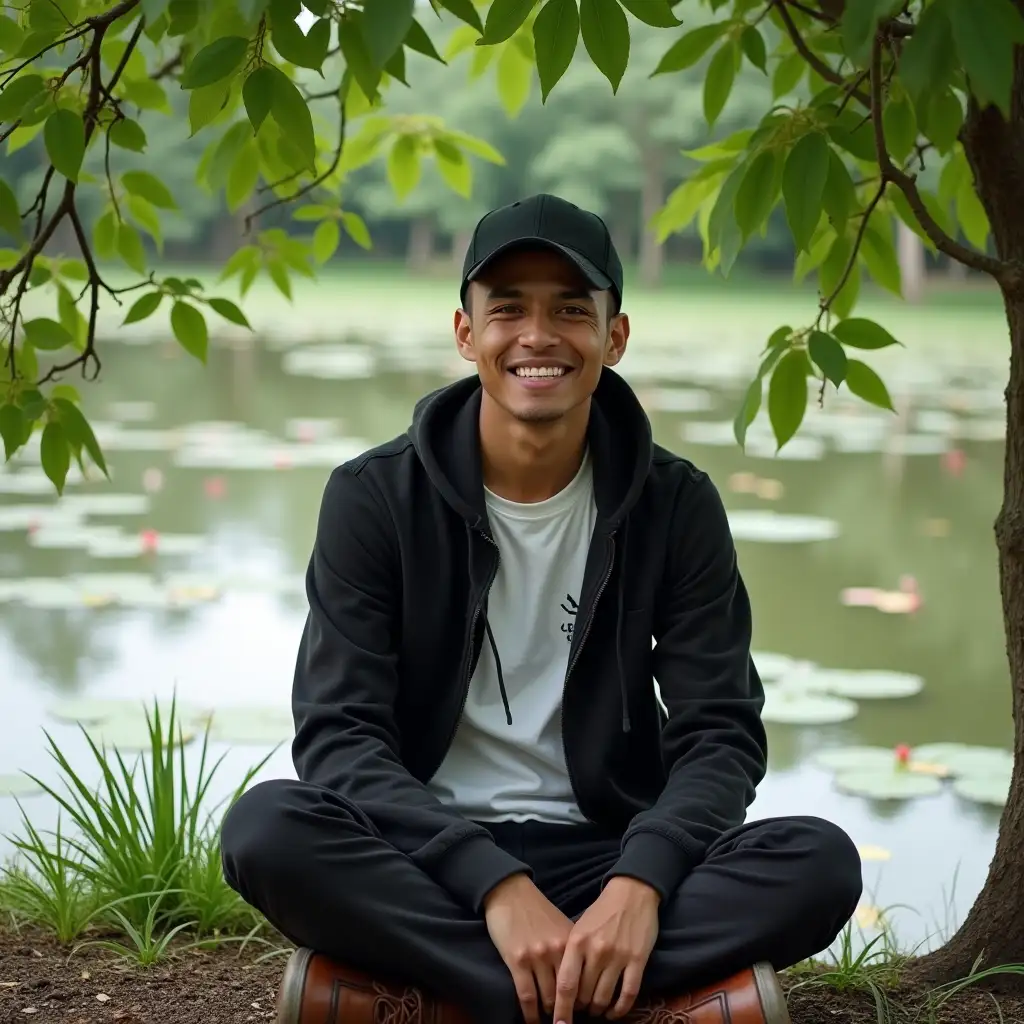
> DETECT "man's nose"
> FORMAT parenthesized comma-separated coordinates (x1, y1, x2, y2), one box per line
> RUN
(518, 311, 558, 346)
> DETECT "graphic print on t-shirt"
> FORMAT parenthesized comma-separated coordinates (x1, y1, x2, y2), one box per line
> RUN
(560, 593, 578, 644)
(427, 451, 597, 824)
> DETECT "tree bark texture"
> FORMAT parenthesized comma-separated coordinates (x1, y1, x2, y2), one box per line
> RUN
(911, 43, 1024, 986)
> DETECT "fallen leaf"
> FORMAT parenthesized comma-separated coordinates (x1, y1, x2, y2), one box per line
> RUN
(80, 971, 90, 980)
(21, 1009, 37, 1015)
(854, 904, 882, 929)
(856, 844, 892, 862)
(96, 992, 110, 1002)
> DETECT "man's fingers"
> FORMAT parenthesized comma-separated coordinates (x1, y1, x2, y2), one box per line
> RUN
(553, 946, 584, 1024)
(587, 966, 622, 1018)
(535, 961, 558, 1016)
(606, 963, 644, 1020)
(512, 968, 541, 1024)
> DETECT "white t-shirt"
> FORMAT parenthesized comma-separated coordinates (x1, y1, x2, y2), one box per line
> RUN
(427, 451, 597, 824)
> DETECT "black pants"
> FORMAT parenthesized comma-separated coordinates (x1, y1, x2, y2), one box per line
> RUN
(221, 780, 862, 1024)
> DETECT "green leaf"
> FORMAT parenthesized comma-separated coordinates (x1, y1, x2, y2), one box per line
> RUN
(653, 23, 728, 75)
(808, 330, 848, 387)
(342, 211, 373, 249)
(188, 80, 232, 135)
(0, 74, 46, 121)
(117, 222, 147, 274)
(123, 290, 164, 325)
(768, 349, 809, 449)
(121, 170, 176, 209)
(740, 26, 766, 73)
(23, 318, 73, 352)
(109, 117, 147, 152)
(734, 149, 780, 240)
(43, 109, 85, 183)
(338, 17, 383, 99)
(733, 376, 762, 449)
(226, 142, 259, 212)
(844, 358, 895, 411)
(208, 296, 252, 328)
(439, 0, 484, 33)
(840, 0, 895, 63)
(859, 223, 902, 295)
(898, 0, 955, 101)
(387, 134, 421, 198)
(923, 88, 963, 154)
(772, 51, 805, 97)
(496, 41, 533, 116)
(40, 421, 70, 495)
(534, 0, 579, 101)
(271, 12, 330, 69)
(481, 0, 538, 44)
(579, 0, 629, 92)
(434, 139, 473, 196)
(956, 175, 990, 250)
(882, 91, 917, 164)
(405, 19, 446, 62)
(362, 0, 415, 66)
(180, 36, 249, 90)
(170, 301, 208, 363)
(266, 66, 316, 170)
(703, 41, 737, 128)
(832, 317, 901, 350)
(618, 0, 679, 26)
(821, 148, 857, 233)
(0, 178, 22, 241)
(782, 131, 829, 252)
(242, 66, 275, 133)
(0, 403, 26, 461)
(949, 0, 1024, 116)
(0, 15, 25, 55)
(312, 219, 340, 263)
(53, 397, 107, 475)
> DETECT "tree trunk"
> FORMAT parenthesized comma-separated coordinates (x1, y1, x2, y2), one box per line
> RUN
(897, 222, 926, 303)
(910, 44, 1024, 986)
(407, 217, 434, 269)
(639, 151, 665, 288)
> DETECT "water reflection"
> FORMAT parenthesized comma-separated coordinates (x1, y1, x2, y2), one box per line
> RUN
(0, 334, 1011, 953)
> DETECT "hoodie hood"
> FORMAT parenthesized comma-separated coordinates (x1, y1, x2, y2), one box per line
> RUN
(407, 368, 654, 532)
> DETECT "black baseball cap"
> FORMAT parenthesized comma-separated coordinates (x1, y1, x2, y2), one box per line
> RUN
(460, 194, 624, 312)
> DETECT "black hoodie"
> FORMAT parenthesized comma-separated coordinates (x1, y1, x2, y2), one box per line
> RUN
(291, 368, 767, 914)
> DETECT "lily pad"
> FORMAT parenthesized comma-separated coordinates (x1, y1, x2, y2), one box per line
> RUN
(727, 511, 840, 544)
(206, 706, 294, 745)
(910, 743, 1014, 779)
(83, 717, 197, 751)
(786, 670, 924, 700)
(834, 768, 943, 800)
(761, 687, 859, 725)
(752, 651, 813, 681)
(0, 773, 45, 797)
(282, 345, 376, 379)
(814, 746, 899, 773)
(952, 772, 1011, 808)
(49, 697, 214, 727)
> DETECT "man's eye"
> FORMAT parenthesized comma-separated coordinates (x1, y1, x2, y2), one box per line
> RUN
(562, 306, 588, 315)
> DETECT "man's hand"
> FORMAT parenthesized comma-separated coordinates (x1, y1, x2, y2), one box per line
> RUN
(483, 873, 575, 1024)
(553, 877, 661, 1023)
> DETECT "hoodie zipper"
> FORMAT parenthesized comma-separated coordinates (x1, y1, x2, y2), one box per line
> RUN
(442, 529, 500, 758)
(561, 533, 616, 806)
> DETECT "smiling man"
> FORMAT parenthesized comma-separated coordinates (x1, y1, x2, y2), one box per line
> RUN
(220, 194, 863, 1024)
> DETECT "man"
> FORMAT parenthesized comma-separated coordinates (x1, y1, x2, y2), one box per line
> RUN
(221, 194, 863, 1024)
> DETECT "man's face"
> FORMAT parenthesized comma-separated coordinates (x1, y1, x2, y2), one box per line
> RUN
(454, 247, 629, 425)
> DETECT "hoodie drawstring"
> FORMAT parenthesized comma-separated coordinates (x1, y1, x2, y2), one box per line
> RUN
(467, 522, 513, 726)
(466, 521, 630, 734)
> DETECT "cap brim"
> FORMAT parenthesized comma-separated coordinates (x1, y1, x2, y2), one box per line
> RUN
(464, 237, 614, 295)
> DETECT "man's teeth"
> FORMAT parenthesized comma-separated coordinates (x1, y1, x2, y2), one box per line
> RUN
(514, 367, 567, 377)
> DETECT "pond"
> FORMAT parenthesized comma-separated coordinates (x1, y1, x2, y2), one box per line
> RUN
(0, 281, 1014, 956)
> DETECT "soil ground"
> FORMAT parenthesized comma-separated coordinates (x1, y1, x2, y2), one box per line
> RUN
(3, 926, 1024, 1023)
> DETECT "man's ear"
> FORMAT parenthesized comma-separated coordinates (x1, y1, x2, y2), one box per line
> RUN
(454, 307, 477, 363)
(603, 312, 630, 367)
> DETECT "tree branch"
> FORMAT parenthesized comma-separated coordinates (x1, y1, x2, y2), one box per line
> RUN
(244, 91, 348, 233)
(869, 34, 1010, 282)
(773, 0, 871, 108)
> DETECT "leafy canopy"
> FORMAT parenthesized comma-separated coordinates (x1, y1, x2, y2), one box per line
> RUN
(0, 0, 1020, 493)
